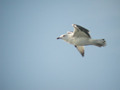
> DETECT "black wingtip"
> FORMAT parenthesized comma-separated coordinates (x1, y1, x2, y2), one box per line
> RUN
(81, 53, 84, 57)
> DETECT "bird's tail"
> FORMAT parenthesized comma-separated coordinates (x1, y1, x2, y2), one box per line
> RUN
(93, 39, 106, 47)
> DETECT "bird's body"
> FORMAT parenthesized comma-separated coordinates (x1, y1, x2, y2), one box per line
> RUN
(57, 24, 106, 57)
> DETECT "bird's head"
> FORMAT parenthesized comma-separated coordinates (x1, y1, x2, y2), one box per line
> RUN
(57, 31, 73, 41)
(57, 34, 68, 40)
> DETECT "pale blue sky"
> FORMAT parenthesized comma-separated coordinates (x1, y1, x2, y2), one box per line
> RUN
(1, 0, 120, 90)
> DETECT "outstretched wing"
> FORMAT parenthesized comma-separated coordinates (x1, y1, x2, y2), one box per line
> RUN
(75, 46, 84, 57)
(72, 24, 91, 38)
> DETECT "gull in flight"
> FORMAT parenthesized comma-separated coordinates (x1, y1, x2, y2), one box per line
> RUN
(57, 24, 106, 57)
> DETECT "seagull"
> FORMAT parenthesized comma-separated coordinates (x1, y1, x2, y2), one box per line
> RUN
(57, 24, 106, 57)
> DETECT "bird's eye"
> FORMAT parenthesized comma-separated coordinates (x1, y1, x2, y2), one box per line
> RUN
(63, 35, 66, 37)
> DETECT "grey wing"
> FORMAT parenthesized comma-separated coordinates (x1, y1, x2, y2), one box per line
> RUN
(75, 46, 84, 57)
(72, 24, 91, 38)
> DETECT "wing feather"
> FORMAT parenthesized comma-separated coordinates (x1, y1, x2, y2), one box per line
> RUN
(75, 46, 84, 57)
(72, 24, 91, 38)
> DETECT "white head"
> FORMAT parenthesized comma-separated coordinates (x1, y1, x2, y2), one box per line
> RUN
(57, 31, 73, 40)
(57, 34, 68, 40)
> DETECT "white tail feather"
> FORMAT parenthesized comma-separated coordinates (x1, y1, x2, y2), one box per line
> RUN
(93, 39, 106, 47)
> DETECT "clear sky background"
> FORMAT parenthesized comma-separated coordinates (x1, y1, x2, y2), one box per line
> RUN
(1, 0, 120, 90)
